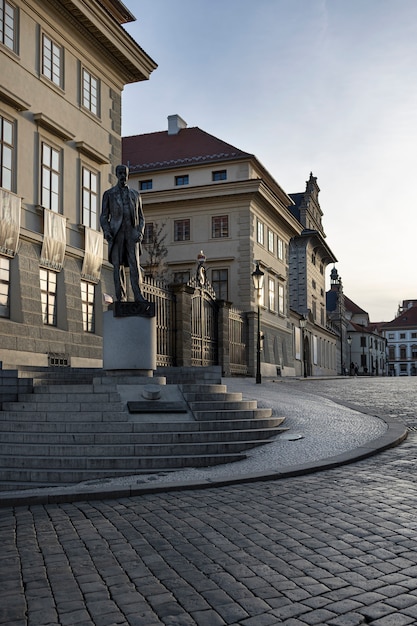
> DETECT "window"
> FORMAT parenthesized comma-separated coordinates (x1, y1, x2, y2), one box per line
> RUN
(212, 215, 228, 238)
(174, 219, 190, 241)
(143, 222, 154, 245)
(42, 33, 63, 87)
(140, 180, 153, 191)
(257, 220, 264, 245)
(412, 332, 417, 339)
(81, 281, 95, 333)
(41, 142, 60, 212)
(82, 166, 98, 228)
(400, 333, 406, 339)
(312, 279, 316, 290)
(268, 229, 274, 253)
(40, 268, 57, 325)
(212, 170, 227, 181)
(0, 114, 13, 191)
(400, 345, 407, 359)
(175, 175, 189, 186)
(360, 336, 366, 347)
(278, 283, 284, 315)
(311, 253, 316, 265)
(388, 333, 394, 339)
(268, 277, 275, 311)
(412, 345, 417, 359)
(277, 237, 284, 260)
(0, 256, 10, 317)
(0, 0, 17, 52)
(212, 269, 228, 300)
(388, 346, 395, 360)
(82, 68, 99, 116)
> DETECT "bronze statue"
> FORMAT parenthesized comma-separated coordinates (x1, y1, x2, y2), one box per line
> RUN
(100, 164, 147, 302)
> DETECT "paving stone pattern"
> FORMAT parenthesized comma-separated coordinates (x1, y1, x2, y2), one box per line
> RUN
(2, 378, 417, 626)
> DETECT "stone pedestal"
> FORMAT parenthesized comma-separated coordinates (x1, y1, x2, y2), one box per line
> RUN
(103, 309, 156, 373)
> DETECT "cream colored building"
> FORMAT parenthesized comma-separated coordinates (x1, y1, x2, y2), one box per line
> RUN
(0, 0, 156, 367)
(123, 115, 304, 376)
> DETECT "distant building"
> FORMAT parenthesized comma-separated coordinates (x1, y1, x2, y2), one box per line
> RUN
(326, 268, 387, 375)
(0, 0, 156, 367)
(382, 300, 417, 376)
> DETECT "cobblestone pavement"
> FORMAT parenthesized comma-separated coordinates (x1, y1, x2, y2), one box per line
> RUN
(2, 378, 417, 626)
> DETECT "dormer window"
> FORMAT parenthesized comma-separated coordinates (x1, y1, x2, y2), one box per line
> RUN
(212, 170, 227, 181)
(175, 174, 189, 186)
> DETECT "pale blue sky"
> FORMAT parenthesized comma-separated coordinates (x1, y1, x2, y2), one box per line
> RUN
(122, 0, 417, 321)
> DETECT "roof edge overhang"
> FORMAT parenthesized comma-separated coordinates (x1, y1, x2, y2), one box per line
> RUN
(299, 230, 337, 264)
(52, 0, 157, 83)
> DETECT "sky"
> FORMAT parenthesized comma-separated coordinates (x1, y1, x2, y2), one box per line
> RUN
(121, 0, 417, 322)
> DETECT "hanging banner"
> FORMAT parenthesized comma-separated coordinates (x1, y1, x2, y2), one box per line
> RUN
(0, 189, 21, 257)
(81, 226, 103, 283)
(40, 208, 66, 271)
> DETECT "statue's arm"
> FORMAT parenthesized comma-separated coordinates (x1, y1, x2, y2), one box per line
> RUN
(100, 190, 112, 241)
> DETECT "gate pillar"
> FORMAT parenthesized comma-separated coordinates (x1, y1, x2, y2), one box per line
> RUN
(172, 283, 194, 367)
(217, 300, 231, 377)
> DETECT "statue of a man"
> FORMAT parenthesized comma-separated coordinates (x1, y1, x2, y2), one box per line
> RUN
(100, 164, 147, 302)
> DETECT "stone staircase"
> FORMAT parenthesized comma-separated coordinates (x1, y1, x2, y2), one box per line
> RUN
(0, 366, 287, 491)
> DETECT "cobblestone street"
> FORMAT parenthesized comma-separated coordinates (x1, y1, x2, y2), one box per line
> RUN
(2, 377, 417, 626)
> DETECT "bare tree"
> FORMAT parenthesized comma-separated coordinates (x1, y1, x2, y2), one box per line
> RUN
(142, 222, 168, 279)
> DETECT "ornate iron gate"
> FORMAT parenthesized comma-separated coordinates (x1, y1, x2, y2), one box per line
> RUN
(190, 279, 218, 366)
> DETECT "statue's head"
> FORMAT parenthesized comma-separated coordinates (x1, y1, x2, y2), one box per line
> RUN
(116, 164, 129, 186)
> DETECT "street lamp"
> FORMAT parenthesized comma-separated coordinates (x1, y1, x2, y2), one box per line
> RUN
(252, 261, 264, 384)
(300, 316, 307, 378)
(347, 335, 352, 375)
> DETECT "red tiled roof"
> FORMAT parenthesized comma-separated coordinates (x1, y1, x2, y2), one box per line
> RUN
(382, 304, 417, 328)
(122, 127, 253, 172)
(344, 295, 367, 315)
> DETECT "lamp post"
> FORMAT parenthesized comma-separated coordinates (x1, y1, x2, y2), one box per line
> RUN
(300, 316, 307, 378)
(252, 261, 264, 384)
(347, 335, 352, 375)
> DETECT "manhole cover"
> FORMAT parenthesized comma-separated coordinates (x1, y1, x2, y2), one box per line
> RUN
(280, 433, 304, 441)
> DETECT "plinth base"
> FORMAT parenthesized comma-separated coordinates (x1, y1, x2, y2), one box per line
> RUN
(103, 310, 156, 371)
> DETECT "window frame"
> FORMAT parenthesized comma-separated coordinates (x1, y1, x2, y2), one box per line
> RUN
(140, 179, 153, 191)
(212, 170, 227, 182)
(268, 276, 275, 312)
(277, 237, 284, 260)
(211, 215, 229, 239)
(268, 229, 274, 254)
(174, 218, 190, 242)
(278, 283, 284, 315)
(211, 268, 228, 300)
(81, 67, 100, 116)
(257, 219, 264, 246)
(41, 32, 63, 88)
(175, 174, 189, 186)
(41, 140, 61, 212)
(0, 113, 14, 191)
(81, 280, 95, 333)
(0, 0, 17, 53)
(40, 268, 57, 326)
(81, 165, 99, 229)
(0, 255, 10, 318)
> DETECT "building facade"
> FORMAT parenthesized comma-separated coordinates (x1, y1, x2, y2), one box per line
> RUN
(0, 0, 156, 367)
(382, 300, 417, 376)
(123, 116, 340, 377)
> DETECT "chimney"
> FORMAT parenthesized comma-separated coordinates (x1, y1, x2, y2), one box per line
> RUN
(168, 114, 187, 135)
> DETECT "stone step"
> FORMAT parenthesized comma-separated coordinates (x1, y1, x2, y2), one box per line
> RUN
(32, 383, 119, 394)
(0, 410, 129, 422)
(193, 408, 273, 421)
(0, 415, 285, 433)
(0, 426, 286, 446)
(0, 451, 246, 474)
(180, 384, 228, 394)
(18, 391, 120, 403)
(188, 400, 258, 411)
(0, 437, 274, 458)
(1, 401, 125, 413)
(182, 392, 243, 402)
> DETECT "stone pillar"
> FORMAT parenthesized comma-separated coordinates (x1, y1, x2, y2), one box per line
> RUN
(217, 300, 231, 377)
(246, 310, 257, 378)
(171, 283, 194, 367)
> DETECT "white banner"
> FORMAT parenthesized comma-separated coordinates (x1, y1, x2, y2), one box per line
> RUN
(40, 208, 66, 271)
(82, 226, 103, 283)
(0, 189, 21, 257)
